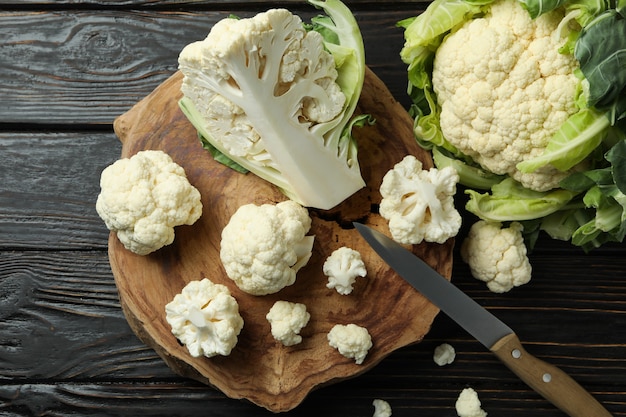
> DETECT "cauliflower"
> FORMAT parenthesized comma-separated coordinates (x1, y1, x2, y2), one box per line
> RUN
(432, 0, 580, 192)
(266, 300, 311, 346)
(327, 323, 372, 365)
(165, 278, 244, 358)
(372, 399, 392, 417)
(460, 220, 532, 293)
(433, 343, 456, 366)
(96, 150, 202, 255)
(455, 388, 487, 417)
(323, 247, 367, 295)
(220, 200, 314, 295)
(379, 155, 462, 244)
(178, 1, 369, 210)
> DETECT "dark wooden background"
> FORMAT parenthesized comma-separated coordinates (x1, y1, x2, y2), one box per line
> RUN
(1, 1, 625, 416)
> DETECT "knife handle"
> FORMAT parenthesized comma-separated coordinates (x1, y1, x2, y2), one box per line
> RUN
(491, 333, 612, 417)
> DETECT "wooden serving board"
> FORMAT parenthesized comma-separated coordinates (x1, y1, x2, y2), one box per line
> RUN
(110, 68, 454, 413)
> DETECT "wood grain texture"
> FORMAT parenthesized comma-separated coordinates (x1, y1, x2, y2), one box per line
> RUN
(109, 68, 453, 412)
(2, 0, 626, 415)
(0, 8, 415, 125)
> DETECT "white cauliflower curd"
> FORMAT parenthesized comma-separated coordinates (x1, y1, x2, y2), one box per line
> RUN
(372, 399, 392, 417)
(433, 343, 456, 366)
(455, 387, 487, 417)
(266, 300, 311, 346)
(323, 247, 367, 295)
(220, 200, 314, 295)
(327, 323, 372, 365)
(461, 220, 532, 293)
(432, 0, 580, 191)
(380, 155, 462, 244)
(96, 150, 202, 255)
(165, 278, 244, 358)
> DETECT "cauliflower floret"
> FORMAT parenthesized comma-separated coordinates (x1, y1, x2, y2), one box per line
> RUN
(379, 155, 462, 244)
(323, 247, 367, 295)
(220, 200, 314, 295)
(460, 220, 532, 293)
(432, 0, 580, 191)
(455, 388, 487, 417)
(372, 399, 392, 417)
(433, 343, 456, 366)
(165, 278, 244, 358)
(266, 300, 311, 346)
(96, 150, 202, 255)
(327, 323, 372, 365)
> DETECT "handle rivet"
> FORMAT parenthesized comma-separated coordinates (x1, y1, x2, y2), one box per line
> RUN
(511, 349, 521, 359)
(543, 373, 552, 383)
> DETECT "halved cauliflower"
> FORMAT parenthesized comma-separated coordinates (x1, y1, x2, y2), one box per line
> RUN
(323, 247, 367, 295)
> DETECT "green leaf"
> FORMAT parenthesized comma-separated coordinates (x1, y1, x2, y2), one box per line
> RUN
(198, 133, 249, 174)
(605, 139, 626, 194)
(517, 108, 610, 173)
(465, 178, 579, 221)
(519, 0, 568, 18)
(575, 8, 626, 113)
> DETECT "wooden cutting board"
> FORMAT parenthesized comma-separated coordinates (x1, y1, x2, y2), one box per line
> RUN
(109, 67, 454, 412)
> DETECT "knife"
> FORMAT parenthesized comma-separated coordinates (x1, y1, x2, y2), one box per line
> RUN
(354, 222, 612, 417)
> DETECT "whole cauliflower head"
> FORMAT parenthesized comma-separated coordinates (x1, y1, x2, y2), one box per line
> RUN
(96, 150, 202, 255)
(380, 155, 462, 244)
(432, 0, 580, 191)
(461, 220, 532, 293)
(165, 278, 244, 358)
(266, 300, 311, 346)
(220, 200, 314, 295)
(327, 323, 372, 365)
(323, 247, 367, 295)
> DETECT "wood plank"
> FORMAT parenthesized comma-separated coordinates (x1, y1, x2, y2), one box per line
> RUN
(0, 131, 121, 249)
(0, 8, 417, 125)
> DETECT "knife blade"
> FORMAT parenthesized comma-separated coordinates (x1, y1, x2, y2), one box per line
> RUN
(354, 222, 612, 417)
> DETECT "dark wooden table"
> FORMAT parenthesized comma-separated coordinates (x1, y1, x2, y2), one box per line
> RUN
(1, 1, 625, 416)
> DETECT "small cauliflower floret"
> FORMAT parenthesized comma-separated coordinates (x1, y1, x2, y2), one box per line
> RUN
(96, 150, 202, 255)
(460, 220, 532, 293)
(266, 300, 311, 346)
(372, 399, 392, 417)
(220, 200, 314, 295)
(327, 323, 372, 365)
(323, 247, 367, 295)
(455, 388, 487, 417)
(379, 155, 462, 244)
(433, 343, 456, 366)
(432, 0, 580, 191)
(165, 278, 244, 358)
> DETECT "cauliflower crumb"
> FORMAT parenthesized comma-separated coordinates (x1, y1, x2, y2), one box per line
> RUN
(372, 399, 392, 417)
(323, 247, 367, 295)
(380, 155, 462, 244)
(455, 387, 487, 417)
(165, 278, 244, 358)
(220, 200, 314, 295)
(96, 150, 202, 255)
(433, 343, 456, 366)
(327, 323, 372, 365)
(460, 220, 532, 293)
(266, 300, 311, 346)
